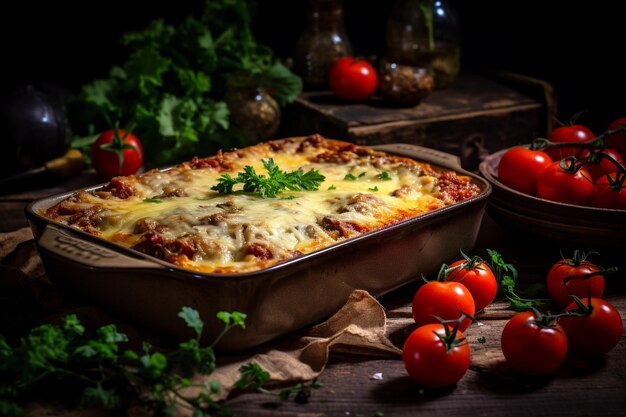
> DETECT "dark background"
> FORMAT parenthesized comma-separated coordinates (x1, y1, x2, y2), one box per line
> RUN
(1, 0, 622, 133)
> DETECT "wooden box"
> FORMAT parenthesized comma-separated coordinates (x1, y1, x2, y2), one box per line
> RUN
(288, 73, 556, 169)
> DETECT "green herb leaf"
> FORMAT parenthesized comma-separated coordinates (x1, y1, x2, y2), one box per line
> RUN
(328, 185, 336, 190)
(211, 159, 325, 198)
(377, 171, 392, 181)
(143, 198, 164, 203)
(344, 173, 358, 181)
(368, 186, 379, 192)
(178, 307, 204, 337)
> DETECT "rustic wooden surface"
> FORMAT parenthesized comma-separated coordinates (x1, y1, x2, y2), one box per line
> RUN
(1, 175, 625, 417)
(289, 74, 554, 169)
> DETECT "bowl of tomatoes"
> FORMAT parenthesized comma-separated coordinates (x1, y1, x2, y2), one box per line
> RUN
(479, 147, 626, 247)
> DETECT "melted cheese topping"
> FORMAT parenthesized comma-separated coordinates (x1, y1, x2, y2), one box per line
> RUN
(44, 137, 479, 274)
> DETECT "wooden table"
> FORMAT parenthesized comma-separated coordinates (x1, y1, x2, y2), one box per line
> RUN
(1, 175, 625, 417)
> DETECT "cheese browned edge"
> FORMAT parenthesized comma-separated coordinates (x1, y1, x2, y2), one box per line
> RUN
(43, 135, 481, 274)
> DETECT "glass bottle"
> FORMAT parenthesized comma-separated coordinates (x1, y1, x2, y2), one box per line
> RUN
(387, 0, 460, 88)
(294, 0, 353, 90)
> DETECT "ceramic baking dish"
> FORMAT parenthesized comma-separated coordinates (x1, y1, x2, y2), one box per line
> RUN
(26, 143, 491, 350)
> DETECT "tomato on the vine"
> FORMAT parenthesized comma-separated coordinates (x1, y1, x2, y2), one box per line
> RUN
(402, 323, 470, 388)
(607, 117, 626, 157)
(536, 161, 594, 206)
(558, 297, 623, 356)
(329, 57, 378, 102)
(447, 256, 498, 312)
(412, 281, 475, 331)
(581, 148, 625, 182)
(546, 251, 606, 307)
(590, 174, 626, 210)
(546, 124, 595, 160)
(501, 311, 568, 375)
(497, 146, 552, 196)
(91, 129, 144, 179)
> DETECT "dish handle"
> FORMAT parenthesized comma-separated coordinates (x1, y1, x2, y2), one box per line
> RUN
(38, 225, 166, 270)
(371, 144, 462, 169)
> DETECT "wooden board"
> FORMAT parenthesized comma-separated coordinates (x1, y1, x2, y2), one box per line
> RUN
(290, 73, 556, 169)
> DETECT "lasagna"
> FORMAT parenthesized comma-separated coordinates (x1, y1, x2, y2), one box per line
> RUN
(43, 135, 481, 274)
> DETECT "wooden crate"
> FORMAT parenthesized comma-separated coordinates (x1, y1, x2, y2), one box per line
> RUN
(288, 73, 556, 169)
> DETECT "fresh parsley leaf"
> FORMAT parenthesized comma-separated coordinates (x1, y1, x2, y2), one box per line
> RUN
(143, 199, 164, 203)
(377, 171, 392, 181)
(328, 185, 336, 190)
(477, 336, 486, 344)
(344, 173, 357, 181)
(368, 186, 379, 192)
(178, 307, 204, 337)
(211, 159, 325, 198)
(236, 363, 270, 390)
(358, 172, 367, 178)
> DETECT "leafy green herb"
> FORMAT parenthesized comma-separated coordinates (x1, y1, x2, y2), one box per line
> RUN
(377, 171, 392, 181)
(328, 185, 337, 191)
(0, 307, 268, 416)
(477, 336, 486, 344)
(368, 186, 379, 192)
(143, 198, 164, 203)
(277, 380, 323, 404)
(358, 172, 367, 178)
(486, 249, 550, 311)
(70, 0, 302, 165)
(212, 158, 325, 198)
(344, 173, 358, 181)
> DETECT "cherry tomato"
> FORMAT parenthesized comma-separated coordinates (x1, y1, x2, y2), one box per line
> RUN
(501, 311, 568, 375)
(497, 146, 552, 196)
(329, 57, 378, 102)
(581, 148, 625, 182)
(402, 323, 470, 388)
(558, 297, 623, 356)
(590, 174, 626, 210)
(447, 258, 498, 312)
(412, 281, 475, 332)
(546, 125, 595, 160)
(91, 129, 144, 179)
(536, 161, 594, 206)
(546, 251, 605, 307)
(607, 117, 626, 157)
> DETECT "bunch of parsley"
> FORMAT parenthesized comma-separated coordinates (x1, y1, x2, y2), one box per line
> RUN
(0, 308, 251, 416)
(70, 0, 302, 166)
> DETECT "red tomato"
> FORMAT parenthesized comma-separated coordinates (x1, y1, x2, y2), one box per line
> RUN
(402, 323, 470, 387)
(91, 129, 144, 179)
(607, 117, 626, 157)
(497, 147, 552, 196)
(501, 311, 568, 375)
(558, 297, 623, 356)
(546, 125, 595, 160)
(412, 281, 475, 332)
(590, 174, 626, 210)
(447, 258, 498, 311)
(536, 161, 594, 206)
(581, 148, 625, 182)
(546, 252, 605, 307)
(329, 57, 378, 102)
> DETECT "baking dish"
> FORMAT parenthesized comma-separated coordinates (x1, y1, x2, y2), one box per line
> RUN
(26, 142, 491, 350)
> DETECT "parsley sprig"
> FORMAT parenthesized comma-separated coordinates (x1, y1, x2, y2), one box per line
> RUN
(212, 158, 325, 198)
(0, 308, 273, 416)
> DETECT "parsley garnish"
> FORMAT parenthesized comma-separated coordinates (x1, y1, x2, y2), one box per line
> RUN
(344, 173, 358, 181)
(377, 171, 392, 181)
(143, 198, 164, 203)
(211, 158, 325, 198)
(358, 172, 367, 178)
(328, 185, 337, 190)
(369, 186, 379, 192)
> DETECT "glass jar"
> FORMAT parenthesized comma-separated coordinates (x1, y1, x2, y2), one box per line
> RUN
(387, 0, 460, 88)
(294, 0, 353, 90)
(225, 86, 281, 144)
(379, 59, 434, 105)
